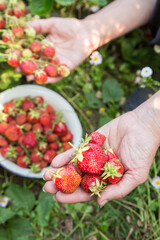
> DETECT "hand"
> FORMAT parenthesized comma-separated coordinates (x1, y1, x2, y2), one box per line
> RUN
(43, 105, 159, 206)
(21, 17, 98, 84)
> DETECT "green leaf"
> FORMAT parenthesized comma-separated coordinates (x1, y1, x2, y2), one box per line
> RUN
(7, 218, 33, 240)
(84, 92, 102, 109)
(36, 191, 54, 227)
(5, 184, 35, 214)
(29, 0, 53, 16)
(55, 0, 74, 6)
(88, 0, 108, 6)
(0, 207, 16, 224)
(102, 78, 124, 103)
(0, 229, 8, 240)
(98, 115, 113, 128)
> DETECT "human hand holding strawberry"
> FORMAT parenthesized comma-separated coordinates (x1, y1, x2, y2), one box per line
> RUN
(43, 99, 160, 206)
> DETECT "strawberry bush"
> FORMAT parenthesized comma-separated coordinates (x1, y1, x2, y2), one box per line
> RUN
(0, 0, 160, 239)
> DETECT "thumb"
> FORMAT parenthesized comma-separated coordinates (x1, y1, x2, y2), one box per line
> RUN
(97, 171, 144, 207)
(30, 18, 54, 34)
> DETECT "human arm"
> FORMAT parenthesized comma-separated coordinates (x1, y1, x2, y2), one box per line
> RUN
(43, 90, 160, 206)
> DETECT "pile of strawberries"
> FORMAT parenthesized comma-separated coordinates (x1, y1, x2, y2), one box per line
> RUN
(0, 0, 70, 84)
(0, 96, 73, 172)
(47, 132, 124, 196)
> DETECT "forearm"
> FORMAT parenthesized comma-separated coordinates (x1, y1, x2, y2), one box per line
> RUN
(82, 0, 156, 50)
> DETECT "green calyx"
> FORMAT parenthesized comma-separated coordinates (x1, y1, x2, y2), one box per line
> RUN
(6, 146, 18, 159)
(28, 109, 40, 119)
(101, 162, 122, 179)
(89, 178, 106, 197)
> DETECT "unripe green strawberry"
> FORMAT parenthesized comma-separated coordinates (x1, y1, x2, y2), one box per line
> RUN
(24, 27, 36, 38)
(22, 49, 33, 58)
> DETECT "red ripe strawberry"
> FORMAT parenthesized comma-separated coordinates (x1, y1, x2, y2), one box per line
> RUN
(0, 136, 8, 147)
(58, 64, 70, 77)
(43, 124, 52, 134)
(39, 141, 48, 153)
(61, 131, 73, 142)
(40, 113, 51, 126)
(54, 122, 68, 137)
(30, 41, 41, 53)
(62, 142, 72, 151)
(16, 146, 24, 156)
(4, 125, 21, 142)
(101, 158, 124, 184)
(45, 104, 54, 113)
(89, 132, 106, 146)
(42, 41, 55, 58)
(17, 134, 25, 144)
(66, 162, 84, 177)
(23, 123, 32, 131)
(0, 145, 9, 157)
(0, 0, 7, 11)
(3, 101, 15, 114)
(44, 149, 56, 163)
(27, 109, 40, 123)
(37, 160, 48, 169)
(20, 60, 36, 75)
(9, 120, 16, 126)
(48, 142, 59, 151)
(0, 16, 5, 29)
(16, 113, 26, 125)
(50, 113, 56, 121)
(0, 121, 9, 134)
(34, 70, 47, 84)
(81, 174, 104, 196)
(12, 5, 23, 18)
(46, 133, 58, 142)
(33, 96, 44, 104)
(52, 168, 81, 193)
(76, 143, 108, 175)
(32, 123, 43, 132)
(12, 27, 24, 38)
(50, 57, 60, 65)
(22, 100, 34, 111)
(105, 148, 118, 160)
(7, 9, 13, 15)
(30, 151, 42, 163)
(17, 155, 30, 168)
(22, 131, 37, 148)
(2, 31, 13, 42)
(44, 64, 57, 77)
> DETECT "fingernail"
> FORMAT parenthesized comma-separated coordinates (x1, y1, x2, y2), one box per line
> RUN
(53, 195, 57, 202)
(100, 200, 108, 208)
(42, 186, 46, 192)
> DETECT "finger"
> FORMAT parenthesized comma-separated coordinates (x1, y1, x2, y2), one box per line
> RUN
(51, 148, 75, 168)
(26, 74, 34, 82)
(45, 76, 62, 84)
(15, 66, 22, 73)
(43, 180, 58, 194)
(55, 187, 94, 203)
(43, 167, 58, 181)
(97, 171, 140, 207)
(30, 19, 54, 34)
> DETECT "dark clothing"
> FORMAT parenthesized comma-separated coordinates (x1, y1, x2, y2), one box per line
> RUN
(150, 0, 160, 45)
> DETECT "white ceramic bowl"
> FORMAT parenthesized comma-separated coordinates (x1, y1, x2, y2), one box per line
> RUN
(0, 85, 83, 178)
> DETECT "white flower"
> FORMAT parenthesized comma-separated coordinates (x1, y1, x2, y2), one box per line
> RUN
(0, 196, 10, 208)
(153, 44, 160, 54)
(141, 67, 153, 78)
(89, 51, 102, 66)
(151, 176, 160, 190)
(89, 6, 100, 13)
(32, 15, 40, 21)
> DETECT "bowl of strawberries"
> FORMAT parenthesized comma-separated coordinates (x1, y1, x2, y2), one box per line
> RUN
(0, 84, 83, 178)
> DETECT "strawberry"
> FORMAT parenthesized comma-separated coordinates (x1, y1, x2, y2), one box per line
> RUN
(50, 57, 60, 65)
(0, 145, 9, 157)
(3, 101, 15, 114)
(0, 136, 8, 147)
(30, 151, 42, 163)
(24, 27, 36, 39)
(12, 27, 24, 38)
(39, 141, 48, 153)
(27, 109, 40, 123)
(101, 158, 124, 184)
(12, 5, 23, 18)
(50, 113, 56, 121)
(2, 31, 13, 42)
(0, 16, 5, 29)
(17, 155, 30, 168)
(61, 131, 73, 142)
(81, 174, 105, 196)
(4, 125, 21, 142)
(42, 40, 55, 58)
(40, 113, 51, 126)
(16, 146, 24, 156)
(0, 0, 7, 11)
(16, 113, 26, 125)
(33, 96, 44, 104)
(43, 124, 52, 134)
(44, 64, 57, 77)
(20, 60, 36, 75)
(105, 148, 118, 160)
(22, 100, 34, 111)
(0, 121, 9, 134)
(44, 149, 56, 163)
(46, 133, 58, 142)
(22, 131, 37, 148)
(17, 134, 25, 145)
(32, 123, 43, 132)
(54, 122, 68, 137)
(66, 162, 84, 177)
(34, 70, 47, 84)
(62, 142, 72, 151)
(48, 142, 59, 151)
(58, 64, 70, 77)
(22, 122, 32, 131)
(51, 167, 81, 193)
(30, 41, 41, 53)
(42, 104, 55, 114)
(89, 132, 106, 146)
(22, 49, 33, 58)
(2, 145, 18, 160)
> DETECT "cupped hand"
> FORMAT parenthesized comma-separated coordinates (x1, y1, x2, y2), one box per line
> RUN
(43, 107, 159, 206)
(21, 17, 95, 84)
